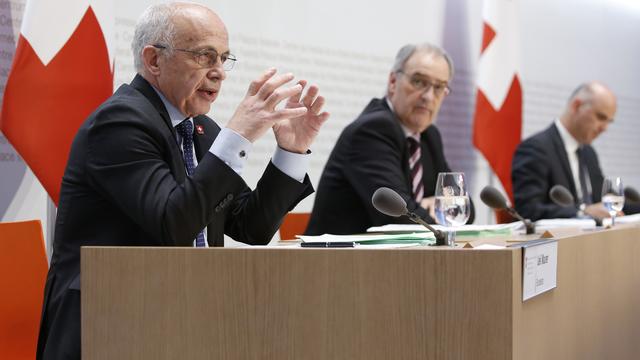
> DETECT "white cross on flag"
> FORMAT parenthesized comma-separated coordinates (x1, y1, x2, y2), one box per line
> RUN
(473, 0, 523, 200)
(0, 0, 114, 204)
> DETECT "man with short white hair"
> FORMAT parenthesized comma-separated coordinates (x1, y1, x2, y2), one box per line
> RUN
(36, 3, 328, 359)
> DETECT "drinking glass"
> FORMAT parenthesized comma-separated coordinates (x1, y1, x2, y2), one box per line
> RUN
(601, 177, 624, 226)
(434, 172, 471, 246)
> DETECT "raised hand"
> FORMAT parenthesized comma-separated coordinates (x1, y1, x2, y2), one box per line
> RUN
(226, 69, 308, 143)
(273, 80, 330, 153)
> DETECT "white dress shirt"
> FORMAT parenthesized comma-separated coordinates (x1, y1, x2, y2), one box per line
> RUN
(554, 118, 586, 200)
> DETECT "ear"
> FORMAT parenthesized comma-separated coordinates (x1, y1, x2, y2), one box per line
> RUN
(388, 72, 398, 97)
(141, 45, 162, 76)
(570, 98, 583, 114)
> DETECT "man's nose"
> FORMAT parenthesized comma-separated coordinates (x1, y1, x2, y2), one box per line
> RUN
(420, 86, 436, 101)
(207, 63, 226, 81)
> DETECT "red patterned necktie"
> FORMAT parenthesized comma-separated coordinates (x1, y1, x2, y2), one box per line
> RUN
(407, 136, 424, 202)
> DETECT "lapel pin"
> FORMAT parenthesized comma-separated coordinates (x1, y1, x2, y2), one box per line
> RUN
(195, 124, 204, 135)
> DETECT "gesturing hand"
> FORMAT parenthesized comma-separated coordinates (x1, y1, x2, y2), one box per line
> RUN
(273, 80, 330, 153)
(226, 68, 308, 143)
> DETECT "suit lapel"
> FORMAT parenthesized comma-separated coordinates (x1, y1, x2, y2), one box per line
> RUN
(550, 124, 578, 198)
(192, 116, 216, 162)
(381, 98, 412, 190)
(130, 74, 174, 135)
(130, 74, 185, 182)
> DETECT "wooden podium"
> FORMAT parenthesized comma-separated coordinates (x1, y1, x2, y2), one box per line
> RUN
(82, 226, 640, 359)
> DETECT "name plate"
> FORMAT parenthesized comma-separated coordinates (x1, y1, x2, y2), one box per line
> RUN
(522, 239, 558, 301)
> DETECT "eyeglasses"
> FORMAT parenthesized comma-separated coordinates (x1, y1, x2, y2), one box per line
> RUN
(397, 71, 450, 97)
(153, 44, 237, 71)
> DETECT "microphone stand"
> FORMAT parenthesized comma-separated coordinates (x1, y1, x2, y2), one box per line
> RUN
(504, 207, 535, 234)
(406, 212, 448, 246)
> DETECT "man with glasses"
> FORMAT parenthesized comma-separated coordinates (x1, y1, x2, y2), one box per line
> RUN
(306, 43, 473, 235)
(37, 3, 328, 359)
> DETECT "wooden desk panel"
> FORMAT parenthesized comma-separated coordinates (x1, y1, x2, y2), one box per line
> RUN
(82, 226, 640, 360)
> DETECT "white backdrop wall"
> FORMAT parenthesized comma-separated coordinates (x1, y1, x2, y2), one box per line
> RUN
(1, 0, 640, 247)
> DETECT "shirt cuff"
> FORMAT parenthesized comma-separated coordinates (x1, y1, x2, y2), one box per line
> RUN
(209, 128, 252, 175)
(272, 147, 309, 183)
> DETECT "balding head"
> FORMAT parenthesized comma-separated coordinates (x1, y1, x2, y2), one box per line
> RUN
(133, 2, 231, 117)
(560, 81, 617, 145)
(132, 2, 227, 74)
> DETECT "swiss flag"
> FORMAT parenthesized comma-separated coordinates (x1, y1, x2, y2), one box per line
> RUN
(472, 0, 522, 200)
(0, 0, 114, 205)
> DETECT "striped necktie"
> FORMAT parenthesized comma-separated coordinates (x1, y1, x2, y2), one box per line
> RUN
(407, 136, 424, 202)
(176, 119, 206, 247)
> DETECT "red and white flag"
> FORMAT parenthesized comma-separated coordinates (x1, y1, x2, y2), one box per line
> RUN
(472, 0, 522, 200)
(0, 0, 114, 204)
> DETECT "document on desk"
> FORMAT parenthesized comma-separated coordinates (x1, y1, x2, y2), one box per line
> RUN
(603, 213, 640, 225)
(297, 232, 436, 246)
(533, 218, 597, 231)
(521, 239, 558, 301)
(367, 223, 517, 237)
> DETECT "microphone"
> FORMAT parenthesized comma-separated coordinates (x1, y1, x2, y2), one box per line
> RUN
(548, 184, 602, 226)
(549, 185, 574, 207)
(624, 187, 640, 204)
(371, 187, 447, 245)
(480, 186, 535, 234)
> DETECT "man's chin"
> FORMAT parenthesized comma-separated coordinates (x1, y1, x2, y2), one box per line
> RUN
(187, 104, 213, 117)
(413, 118, 433, 133)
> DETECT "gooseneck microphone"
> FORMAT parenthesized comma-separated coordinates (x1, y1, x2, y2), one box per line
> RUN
(548, 184, 603, 226)
(371, 187, 447, 245)
(549, 185, 575, 207)
(480, 186, 536, 234)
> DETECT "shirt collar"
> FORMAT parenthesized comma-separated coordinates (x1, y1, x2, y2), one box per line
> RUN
(555, 118, 580, 152)
(151, 86, 190, 127)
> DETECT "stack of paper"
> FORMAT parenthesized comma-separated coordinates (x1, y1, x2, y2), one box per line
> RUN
(605, 213, 640, 225)
(366, 223, 517, 237)
(297, 232, 435, 246)
(532, 218, 597, 231)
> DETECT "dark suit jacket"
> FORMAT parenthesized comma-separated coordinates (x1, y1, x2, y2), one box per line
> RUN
(36, 74, 313, 360)
(513, 123, 640, 221)
(305, 97, 474, 235)
(513, 123, 602, 221)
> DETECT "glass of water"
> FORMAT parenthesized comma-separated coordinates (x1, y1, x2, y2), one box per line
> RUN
(601, 177, 624, 226)
(434, 172, 471, 246)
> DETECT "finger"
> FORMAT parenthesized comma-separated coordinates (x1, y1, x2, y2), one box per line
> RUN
(287, 80, 307, 105)
(271, 107, 308, 121)
(309, 95, 326, 114)
(264, 84, 303, 110)
(315, 111, 330, 125)
(257, 73, 296, 100)
(246, 68, 277, 96)
(301, 84, 319, 108)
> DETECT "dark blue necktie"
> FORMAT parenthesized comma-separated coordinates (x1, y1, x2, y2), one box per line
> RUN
(576, 147, 592, 205)
(176, 119, 206, 247)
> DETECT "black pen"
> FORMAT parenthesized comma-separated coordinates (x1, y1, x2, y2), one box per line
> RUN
(300, 241, 356, 248)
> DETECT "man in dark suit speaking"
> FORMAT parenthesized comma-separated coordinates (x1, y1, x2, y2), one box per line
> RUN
(512, 81, 637, 221)
(306, 43, 473, 235)
(36, 2, 329, 359)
